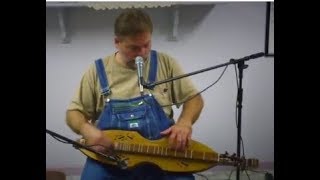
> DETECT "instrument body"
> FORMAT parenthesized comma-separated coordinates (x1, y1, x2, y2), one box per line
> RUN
(79, 130, 258, 173)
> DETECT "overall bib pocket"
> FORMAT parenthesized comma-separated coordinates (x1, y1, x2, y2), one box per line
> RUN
(110, 104, 150, 137)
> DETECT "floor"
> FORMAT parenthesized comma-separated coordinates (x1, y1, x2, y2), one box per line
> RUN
(65, 169, 274, 180)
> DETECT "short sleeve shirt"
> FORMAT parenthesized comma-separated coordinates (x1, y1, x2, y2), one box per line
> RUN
(67, 51, 199, 121)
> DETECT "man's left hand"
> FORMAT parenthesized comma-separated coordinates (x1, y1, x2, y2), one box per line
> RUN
(160, 122, 192, 151)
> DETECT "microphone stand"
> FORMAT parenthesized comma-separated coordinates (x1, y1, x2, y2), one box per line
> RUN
(143, 52, 265, 180)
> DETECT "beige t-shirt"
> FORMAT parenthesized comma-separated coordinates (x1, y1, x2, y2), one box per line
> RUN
(67, 51, 199, 122)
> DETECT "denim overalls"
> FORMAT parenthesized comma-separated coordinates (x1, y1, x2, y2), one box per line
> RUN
(80, 50, 195, 180)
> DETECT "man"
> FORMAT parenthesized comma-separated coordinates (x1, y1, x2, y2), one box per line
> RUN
(66, 9, 204, 180)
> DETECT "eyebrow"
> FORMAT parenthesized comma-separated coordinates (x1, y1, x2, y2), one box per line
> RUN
(127, 41, 150, 48)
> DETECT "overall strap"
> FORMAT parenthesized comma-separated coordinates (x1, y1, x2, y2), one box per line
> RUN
(148, 50, 158, 89)
(95, 59, 111, 96)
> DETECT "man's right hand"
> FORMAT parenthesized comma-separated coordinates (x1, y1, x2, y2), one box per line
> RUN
(80, 122, 114, 153)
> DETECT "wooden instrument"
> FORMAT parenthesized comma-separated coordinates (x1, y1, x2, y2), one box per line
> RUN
(78, 130, 259, 173)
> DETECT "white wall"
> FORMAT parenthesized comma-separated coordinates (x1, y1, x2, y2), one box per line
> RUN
(46, 2, 274, 170)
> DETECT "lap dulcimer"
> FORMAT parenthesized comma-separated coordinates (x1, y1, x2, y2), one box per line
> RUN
(78, 130, 259, 173)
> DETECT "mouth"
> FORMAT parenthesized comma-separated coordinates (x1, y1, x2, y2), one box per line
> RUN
(123, 56, 146, 69)
(126, 60, 137, 69)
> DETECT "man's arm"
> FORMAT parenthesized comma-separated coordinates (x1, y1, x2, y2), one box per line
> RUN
(177, 94, 204, 127)
(66, 110, 114, 151)
(161, 94, 204, 150)
(66, 110, 89, 135)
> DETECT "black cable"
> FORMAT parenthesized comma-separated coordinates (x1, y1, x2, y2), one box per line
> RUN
(227, 168, 235, 180)
(247, 169, 272, 174)
(47, 130, 127, 168)
(247, 170, 274, 180)
(244, 169, 252, 180)
(161, 64, 229, 107)
(234, 64, 239, 128)
(51, 134, 70, 144)
(233, 63, 252, 180)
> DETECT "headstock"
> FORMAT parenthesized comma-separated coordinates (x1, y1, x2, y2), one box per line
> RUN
(218, 152, 259, 170)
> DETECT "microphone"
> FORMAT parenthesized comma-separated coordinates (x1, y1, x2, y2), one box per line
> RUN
(135, 56, 144, 94)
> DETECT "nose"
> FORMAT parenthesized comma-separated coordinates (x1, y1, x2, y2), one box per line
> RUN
(137, 46, 149, 57)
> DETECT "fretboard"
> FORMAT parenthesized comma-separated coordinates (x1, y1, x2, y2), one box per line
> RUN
(114, 142, 217, 162)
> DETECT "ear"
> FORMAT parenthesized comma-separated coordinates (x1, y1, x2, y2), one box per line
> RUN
(114, 36, 120, 49)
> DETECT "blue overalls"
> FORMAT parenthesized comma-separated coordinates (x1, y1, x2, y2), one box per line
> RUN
(80, 50, 195, 180)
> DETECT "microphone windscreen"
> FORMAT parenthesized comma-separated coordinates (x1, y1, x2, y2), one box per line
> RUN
(135, 56, 143, 64)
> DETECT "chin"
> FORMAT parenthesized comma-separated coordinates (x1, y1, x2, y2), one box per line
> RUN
(127, 60, 136, 68)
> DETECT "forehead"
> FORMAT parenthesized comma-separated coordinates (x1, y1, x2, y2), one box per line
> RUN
(120, 32, 151, 45)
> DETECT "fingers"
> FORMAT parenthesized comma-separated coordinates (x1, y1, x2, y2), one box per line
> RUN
(187, 133, 192, 147)
(177, 133, 185, 150)
(85, 134, 114, 153)
(168, 131, 177, 149)
(168, 129, 190, 151)
(176, 132, 189, 151)
(103, 136, 114, 150)
(160, 127, 172, 135)
(161, 125, 192, 151)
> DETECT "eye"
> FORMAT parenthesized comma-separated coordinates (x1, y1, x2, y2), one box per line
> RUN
(130, 46, 139, 51)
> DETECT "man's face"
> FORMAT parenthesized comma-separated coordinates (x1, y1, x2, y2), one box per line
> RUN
(115, 31, 152, 65)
